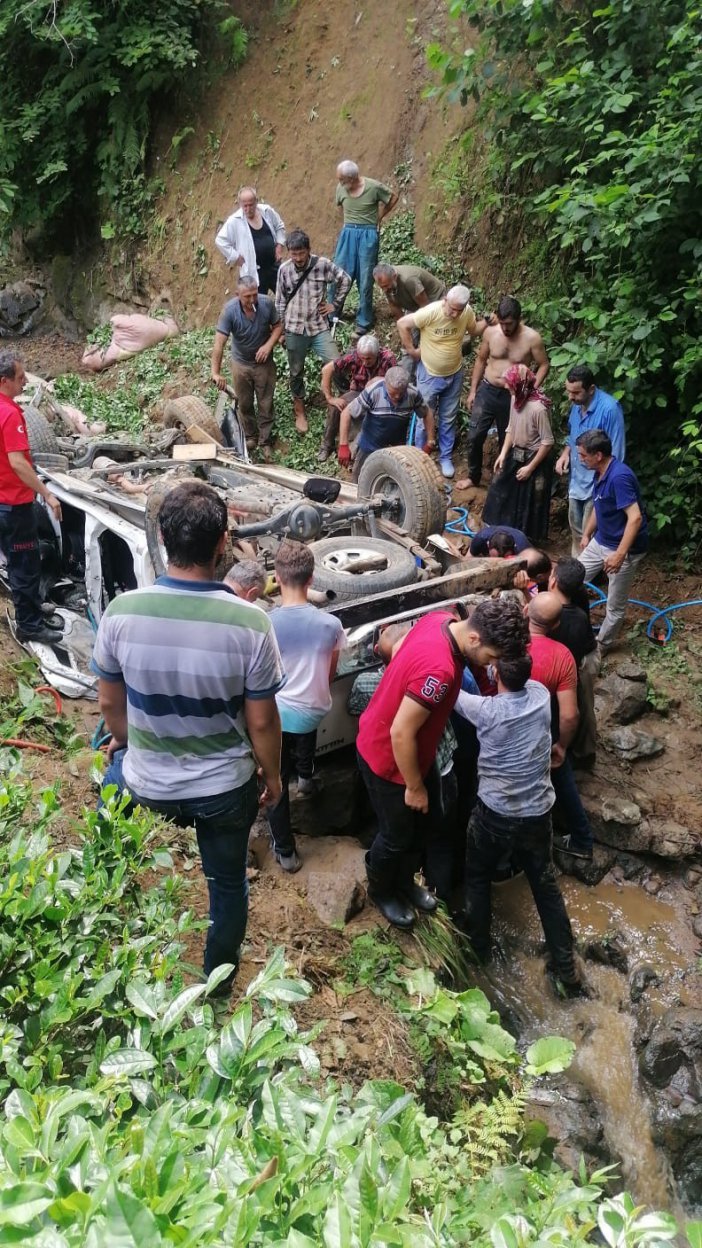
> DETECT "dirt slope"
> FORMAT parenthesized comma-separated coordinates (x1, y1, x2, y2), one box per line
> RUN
(144, 0, 465, 326)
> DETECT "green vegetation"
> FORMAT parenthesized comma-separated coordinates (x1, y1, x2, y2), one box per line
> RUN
(428, 0, 702, 556)
(1, 759, 694, 1244)
(0, 0, 247, 248)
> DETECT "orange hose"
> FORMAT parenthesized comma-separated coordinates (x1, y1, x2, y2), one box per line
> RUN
(0, 739, 53, 752)
(35, 685, 63, 715)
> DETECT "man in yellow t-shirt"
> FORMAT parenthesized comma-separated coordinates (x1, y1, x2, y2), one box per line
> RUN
(397, 286, 488, 479)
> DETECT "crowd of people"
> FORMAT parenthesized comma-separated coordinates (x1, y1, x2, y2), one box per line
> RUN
(0, 158, 651, 999)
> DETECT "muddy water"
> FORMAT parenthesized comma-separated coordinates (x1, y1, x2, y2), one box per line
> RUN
(480, 874, 696, 1211)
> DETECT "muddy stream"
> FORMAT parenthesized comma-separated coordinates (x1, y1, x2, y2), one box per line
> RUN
(478, 873, 699, 1214)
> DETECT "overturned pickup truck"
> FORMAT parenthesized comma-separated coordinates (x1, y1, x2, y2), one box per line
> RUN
(4, 390, 523, 747)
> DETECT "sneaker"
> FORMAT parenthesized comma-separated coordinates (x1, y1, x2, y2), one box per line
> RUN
(317, 446, 332, 463)
(17, 624, 64, 644)
(546, 965, 589, 999)
(553, 834, 593, 861)
(275, 848, 302, 874)
(296, 776, 318, 796)
(440, 459, 455, 479)
(258, 444, 273, 462)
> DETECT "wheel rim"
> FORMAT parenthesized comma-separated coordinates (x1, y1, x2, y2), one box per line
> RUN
(319, 546, 389, 577)
(363, 472, 406, 524)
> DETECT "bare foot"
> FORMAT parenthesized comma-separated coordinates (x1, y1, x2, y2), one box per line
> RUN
(455, 477, 478, 490)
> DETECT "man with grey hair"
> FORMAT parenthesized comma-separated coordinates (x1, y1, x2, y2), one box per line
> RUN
(224, 560, 267, 603)
(397, 285, 489, 479)
(373, 262, 447, 379)
(211, 274, 282, 457)
(339, 366, 434, 480)
(0, 352, 64, 644)
(330, 160, 399, 335)
(318, 332, 397, 462)
(215, 187, 286, 293)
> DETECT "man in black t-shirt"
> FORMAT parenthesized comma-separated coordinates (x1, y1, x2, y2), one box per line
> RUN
(550, 558, 598, 765)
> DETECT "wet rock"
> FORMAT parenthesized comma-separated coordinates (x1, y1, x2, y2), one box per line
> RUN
(604, 726, 665, 761)
(630, 963, 660, 1003)
(585, 931, 629, 974)
(598, 672, 648, 724)
(306, 870, 365, 926)
(554, 843, 616, 884)
(613, 852, 648, 881)
(645, 818, 699, 860)
(615, 659, 646, 683)
(692, 915, 702, 941)
(0, 281, 43, 335)
(675, 1138, 702, 1211)
(685, 867, 702, 889)
(643, 872, 664, 895)
(601, 797, 641, 825)
(639, 1007, 702, 1089)
(527, 1080, 609, 1173)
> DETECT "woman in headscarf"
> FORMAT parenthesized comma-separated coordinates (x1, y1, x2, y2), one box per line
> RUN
(481, 363, 555, 541)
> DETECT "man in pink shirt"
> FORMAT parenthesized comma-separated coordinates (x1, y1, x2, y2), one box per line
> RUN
(0, 353, 64, 644)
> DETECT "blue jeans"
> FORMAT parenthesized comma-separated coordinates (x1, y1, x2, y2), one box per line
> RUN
(414, 362, 464, 460)
(551, 754, 592, 852)
(460, 799, 577, 980)
(285, 330, 338, 401)
(330, 225, 380, 330)
(102, 748, 258, 975)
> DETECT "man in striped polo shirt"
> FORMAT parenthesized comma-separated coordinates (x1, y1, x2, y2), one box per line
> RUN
(92, 480, 284, 993)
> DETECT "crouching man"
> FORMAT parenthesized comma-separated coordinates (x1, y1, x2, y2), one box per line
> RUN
(93, 481, 284, 995)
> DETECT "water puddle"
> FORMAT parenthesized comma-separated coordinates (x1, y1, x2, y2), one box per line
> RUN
(477, 873, 696, 1212)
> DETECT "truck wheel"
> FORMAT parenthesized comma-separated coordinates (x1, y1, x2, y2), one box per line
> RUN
(23, 406, 61, 457)
(145, 477, 233, 577)
(356, 445, 447, 544)
(309, 535, 419, 601)
(163, 395, 224, 446)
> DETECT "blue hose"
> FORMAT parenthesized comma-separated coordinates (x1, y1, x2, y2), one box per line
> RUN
(445, 507, 476, 537)
(586, 581, 702, 644)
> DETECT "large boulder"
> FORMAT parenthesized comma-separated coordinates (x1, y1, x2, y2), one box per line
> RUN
(582, 791, 698, 859)
(604, 726, 665, 761)
(597, 670, 648, 724)
(639, 1007, 702, 1212)
(0, 280, 43, 336)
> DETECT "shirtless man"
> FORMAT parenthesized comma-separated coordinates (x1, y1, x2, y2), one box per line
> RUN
(457, 296, 549, 490)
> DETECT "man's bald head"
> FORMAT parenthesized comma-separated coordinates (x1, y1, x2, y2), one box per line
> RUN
(528, 591, 563, 635)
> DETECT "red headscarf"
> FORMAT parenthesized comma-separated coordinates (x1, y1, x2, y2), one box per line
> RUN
(503, 363, 551, 412)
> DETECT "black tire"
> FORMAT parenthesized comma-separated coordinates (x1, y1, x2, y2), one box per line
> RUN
(23, 406, 61, 457)
(145, 477, 234, 579)
(309, 535, 419, 601)
(33, 452, 71, 471)
(356, 445, 447, 544)
(163, 395, 224, 446)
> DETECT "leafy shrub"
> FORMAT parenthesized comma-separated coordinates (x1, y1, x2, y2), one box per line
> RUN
(0, 0, 247, 247)
(427, 0, 702, 556)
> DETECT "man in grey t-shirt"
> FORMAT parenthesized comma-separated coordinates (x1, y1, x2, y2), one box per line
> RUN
(454, 653, 583, 997)
(211, 274, 283, 454)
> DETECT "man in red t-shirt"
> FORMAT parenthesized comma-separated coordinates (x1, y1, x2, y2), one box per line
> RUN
(0, 353, 64, 643)
(527, 593, 593, 860)
(357, 597, 529, 928)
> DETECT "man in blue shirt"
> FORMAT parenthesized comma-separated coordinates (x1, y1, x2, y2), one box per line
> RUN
(339, 367, 434, 480)
(211, 274, 283, 455)
(576, 428, 647, 653)
(555, 365, 626, 556)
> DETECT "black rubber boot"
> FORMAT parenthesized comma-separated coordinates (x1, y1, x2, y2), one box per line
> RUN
(365, 852, 415, 929)
(401, 880, 439, 913)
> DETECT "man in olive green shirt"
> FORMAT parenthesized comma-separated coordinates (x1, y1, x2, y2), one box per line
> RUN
(330, 159, 399, 334)
(374, 263, 447, 379)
